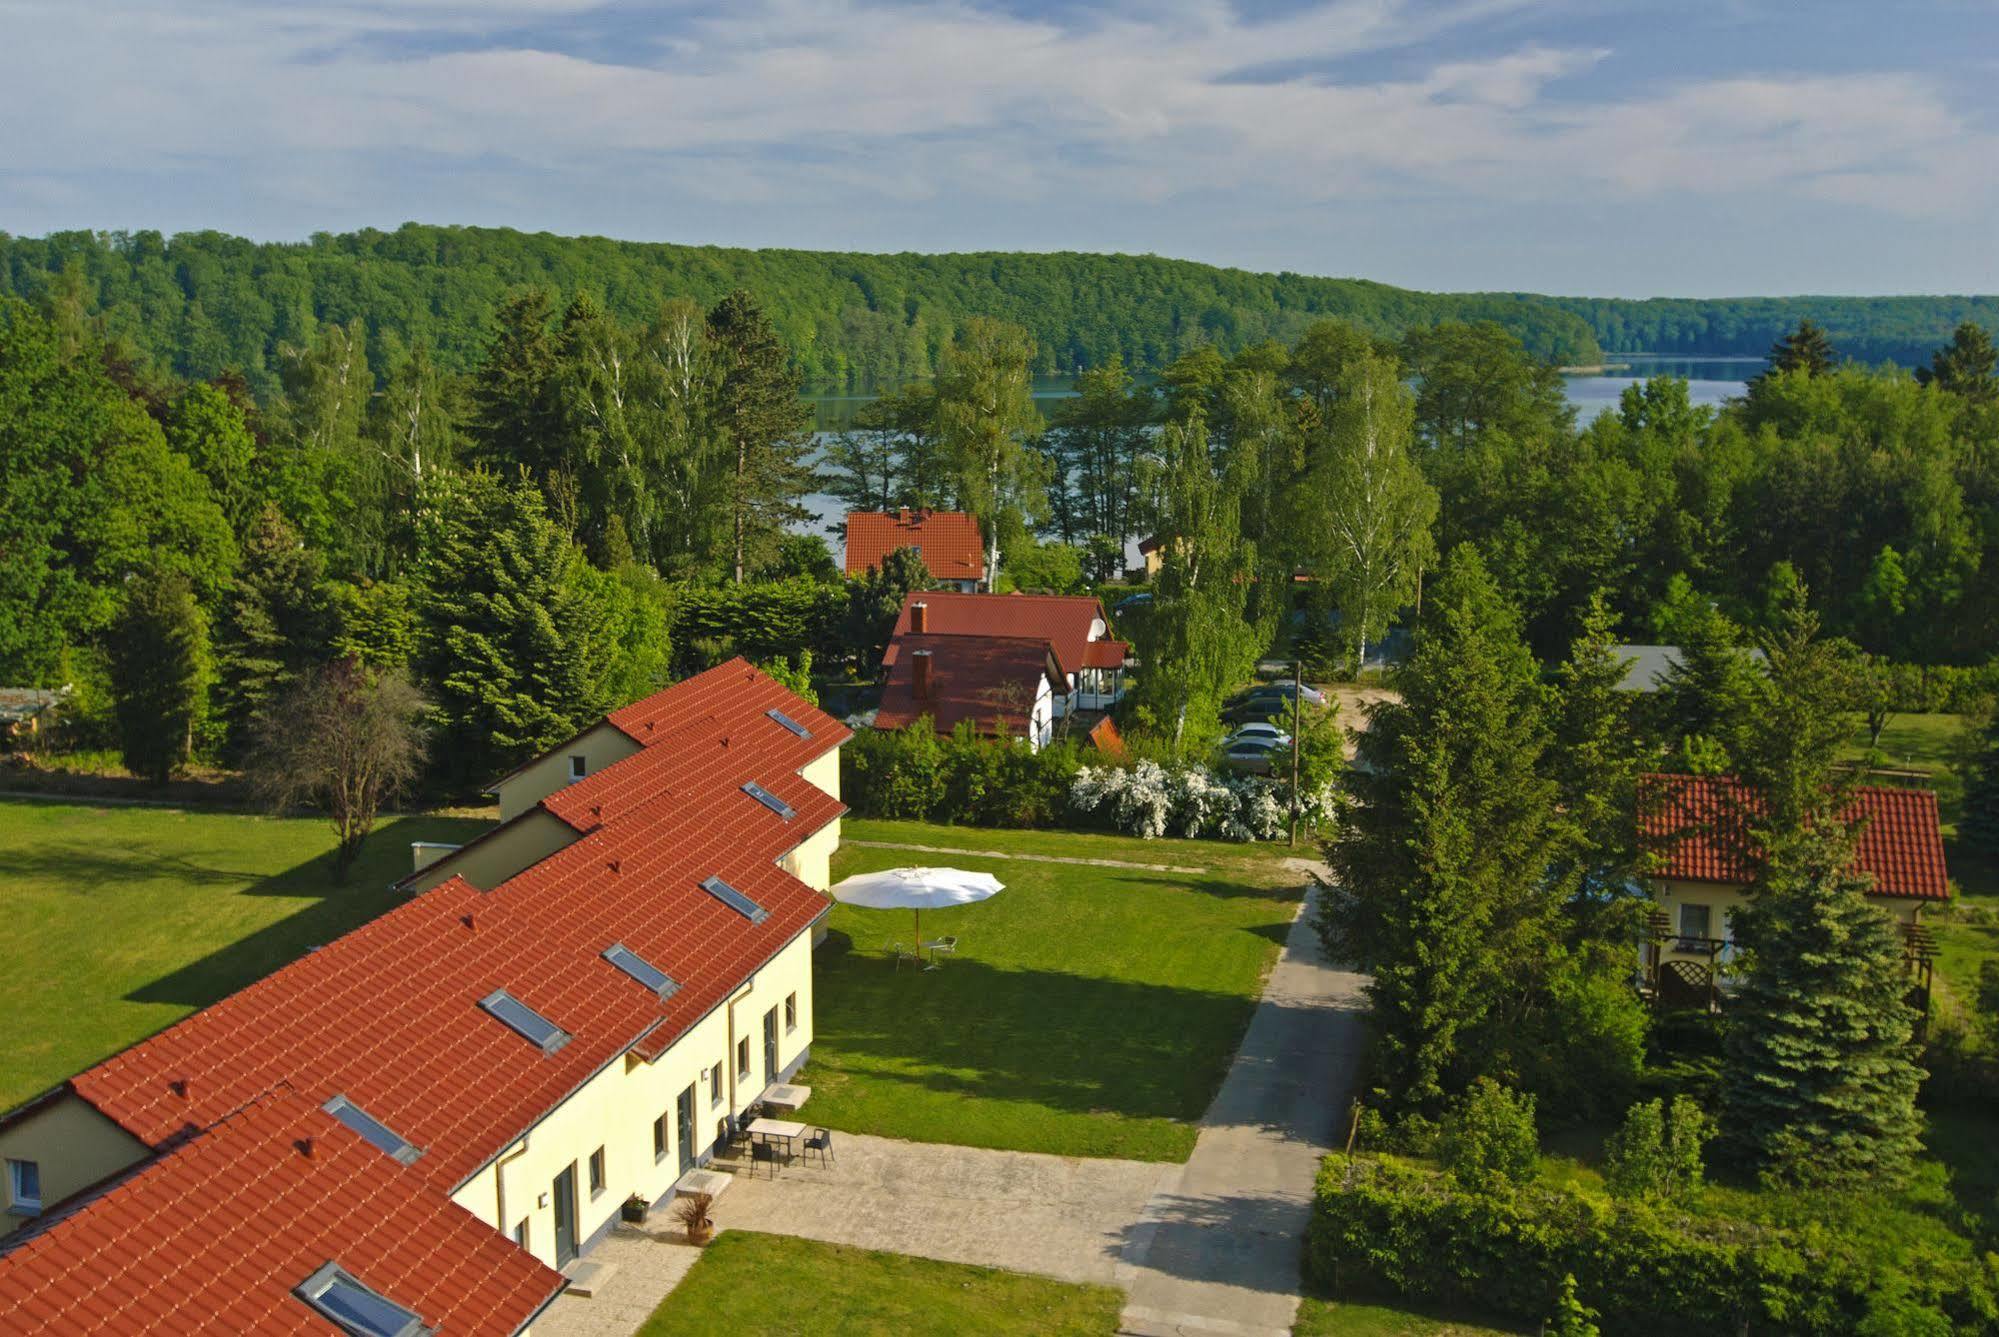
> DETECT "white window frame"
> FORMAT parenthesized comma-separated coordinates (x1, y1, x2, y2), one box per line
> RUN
(6, 1158, 41, 1217)
(569, 754, 587, 780)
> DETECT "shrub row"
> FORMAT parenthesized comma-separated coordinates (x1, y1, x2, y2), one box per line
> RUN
(1306, 1159, 1998, 1336)
(841, 722, 1084, 829)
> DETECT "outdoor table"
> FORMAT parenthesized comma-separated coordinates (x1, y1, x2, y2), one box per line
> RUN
(761, 1082, 811, 1111)
(746, 1116, 805, 1165)
(920, 936, 958, 970)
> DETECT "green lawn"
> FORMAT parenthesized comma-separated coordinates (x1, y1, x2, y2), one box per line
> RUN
(806, 821, 1303, 1161)
(1846, 712, 1972, 781)
(841, 816, 1308, 879)
(0, 798, 487, 1107)
(637, 1231, 1123, 1336)
(1294, 1297, 1525, 1336)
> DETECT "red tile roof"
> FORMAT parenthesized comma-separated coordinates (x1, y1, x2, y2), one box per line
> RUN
(0, 1090, 562, 1336)
(1081, 639, 1128, 669)
(874, 634, 1062, 738)
(884, 591, 1109, 683)
(1637, 773, 1950, 901)
(12, 660, 847, 1330)
(844, 510, 985, 582)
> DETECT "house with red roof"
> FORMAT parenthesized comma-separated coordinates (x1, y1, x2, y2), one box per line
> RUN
(873, 591, 1129, 749)
(844, 509, 988, 591)
(0, 661, 848, 1334)
(1636, 773, 1948, 1008)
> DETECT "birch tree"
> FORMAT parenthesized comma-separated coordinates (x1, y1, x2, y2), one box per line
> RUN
(1300, 349, 1436, 673)
(936, 317, 1044, 584)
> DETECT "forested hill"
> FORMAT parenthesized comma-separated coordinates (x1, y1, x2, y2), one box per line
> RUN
(0, 223, 1988, 394)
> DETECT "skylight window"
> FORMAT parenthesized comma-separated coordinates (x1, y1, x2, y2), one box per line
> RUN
(701, 875, 769, 924)
(742, 781, 795, 820)
(479, 990, 571, 1054)
(322, 1095, 422, 1165)
(603, 943, 680, 999)
(296, 1262, 431, 1337)
(766, 707, 811, 739)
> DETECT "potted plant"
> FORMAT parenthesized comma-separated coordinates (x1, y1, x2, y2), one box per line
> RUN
(672, 1191, 714, 1245)
(621, 1193, 650, 1225)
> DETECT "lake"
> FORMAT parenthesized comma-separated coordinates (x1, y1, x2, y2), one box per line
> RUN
(795, 355, 1756, 557)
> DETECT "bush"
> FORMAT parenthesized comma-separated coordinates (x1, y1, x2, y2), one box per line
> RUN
(840, 721, 1084, 828)
(1305, 1158, 1998, 1335)
(1603, 1096, 1712, 1202)
(1437, 1079, 1538, 1189)
(1069, 759, 1337, 842)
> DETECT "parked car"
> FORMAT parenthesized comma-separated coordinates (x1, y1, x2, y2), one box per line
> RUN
(1114, 592, 1155, 614)
(1228, 680, 1326, 707)
(1219, 740, 1280, 775)
(1225, 723, 1292, 748)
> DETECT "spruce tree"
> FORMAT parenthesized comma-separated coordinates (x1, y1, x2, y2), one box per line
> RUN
(414, 472, 610, 787)
(1318, 545, 1563, 1114)
(1549, 590, 1641, 884)
(1718, 588, 1925, 1185)
(1758, 318, 1837, 381)
(213, 505, 334, 759)
(467, 288, 562, 478)
(1915, 320, 1998, 402)
(106, 564, 212, 784)
(705, 290, 815, 583)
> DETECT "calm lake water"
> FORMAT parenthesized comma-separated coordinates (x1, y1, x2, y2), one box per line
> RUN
(795, 355, 1755, 558)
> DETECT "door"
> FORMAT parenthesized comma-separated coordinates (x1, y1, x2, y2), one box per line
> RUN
(677, 1085, 697, 1173)
(762, 1007, 779, 1086)
(551, 1163, 578, 1268)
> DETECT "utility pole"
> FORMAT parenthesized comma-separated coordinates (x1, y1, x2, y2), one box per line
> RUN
(1288, 658, 1303, 848)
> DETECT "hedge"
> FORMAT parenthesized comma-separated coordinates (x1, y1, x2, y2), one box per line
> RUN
(1306, 1159, 1998, 1335)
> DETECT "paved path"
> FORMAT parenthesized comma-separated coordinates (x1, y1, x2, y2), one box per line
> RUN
(1116, 867, 1368, 1337)
(843, 838, 1208, 875)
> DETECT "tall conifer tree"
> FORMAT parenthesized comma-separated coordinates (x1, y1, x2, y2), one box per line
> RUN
(705, 290, 815, 583)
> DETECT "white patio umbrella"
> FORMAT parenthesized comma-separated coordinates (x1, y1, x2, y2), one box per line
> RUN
(829, 866, 1003, 951)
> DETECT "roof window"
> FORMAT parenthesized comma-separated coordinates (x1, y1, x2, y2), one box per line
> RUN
(742, 781, 795, 820)
(701, 875, 769, 924)
(603, 943, 680, 999)
(296, 1262, 431, 1337)
(322, 1095, 422, 1165)
(478, 990, 571, 1054)
(766, 707, 811, 739)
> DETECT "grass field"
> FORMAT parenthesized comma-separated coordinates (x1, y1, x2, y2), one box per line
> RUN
(805, 820, 1303, 1162)
(1846, 713, 1973, 782)
(0, 797, 487, 1107)
(1294, 1296, 1525, 1336)
(637, 1231, 1123, 1336)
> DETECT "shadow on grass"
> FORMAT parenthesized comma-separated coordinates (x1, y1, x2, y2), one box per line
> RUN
(0, 842, 266, 890)
(1121, 1186, 1313, 1300)
(123, 814, 488, 1011)
(814, 943, 1339, 1131)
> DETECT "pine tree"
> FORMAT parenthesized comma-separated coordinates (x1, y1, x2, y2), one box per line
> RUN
(1915, 320, 1997, 402)
(414, 473, 610, 787)
(213, 505, 334, 760)
(106, 564, 212, 784)
(706, 290, 815, 583)
(1758, 318, 1838, 380)
(1317, 545, 1564, 1114)
(1719, 587, 1925, 1186)
(1549, 591, 1642, 885)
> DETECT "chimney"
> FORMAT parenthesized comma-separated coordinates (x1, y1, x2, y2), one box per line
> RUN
(912, 650, 933, 701)
(910, 600, 928, 634)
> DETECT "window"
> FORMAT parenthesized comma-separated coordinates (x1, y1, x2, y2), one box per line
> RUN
(479, 990, 571, 1054)
(569, 755, 587, 780)
(766, 707, 811, 739)
(296, 1262, 431, 1337)
(6, 1159, 40, 1217)
(701, 875, 768, 924)
(653, 1114, 669, 1163)
(603, 943, 679, 999)
(742, 781, 796, 820)
(736, 1036, 751, 1083)
(709, 1063, 723, 1107)
(1676, 902, 1713, 948)
(784, 992, 798, 1034)
(323, 1095, 421, 1165)
(512, 1218, 529, 1249)
(588, 1147, 606, 1198)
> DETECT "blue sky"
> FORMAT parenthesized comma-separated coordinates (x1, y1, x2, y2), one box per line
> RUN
(4, 0, 1996, 296)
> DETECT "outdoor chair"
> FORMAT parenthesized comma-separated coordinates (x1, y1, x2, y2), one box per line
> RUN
(749, 1138, 781, 1178)
(718, 1116, 746, 1158)
(804, 1126, 835, 1168)
(891, 942, 917, 971)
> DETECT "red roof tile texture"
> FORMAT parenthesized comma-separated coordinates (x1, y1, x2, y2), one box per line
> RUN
(1637, 773, 1950, 901)
(1081, 639, 1128, 669)
(884, 591, 1108, 682)
(875, 634, 1060, 738)
(0, 1090, 562, 1336)
(844, 510, 985, 581)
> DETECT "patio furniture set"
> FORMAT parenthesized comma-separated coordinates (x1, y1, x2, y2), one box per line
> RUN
(722, 1083, 836, 1179)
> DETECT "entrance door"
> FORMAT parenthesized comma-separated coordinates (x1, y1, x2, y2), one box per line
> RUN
(677, 1085, 697, 1173)
(762, 1007, 779, 1086)
(551, 1163, 578, 1267)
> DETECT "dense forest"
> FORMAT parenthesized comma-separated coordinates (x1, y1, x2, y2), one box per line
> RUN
(4, 226, 1991, 398)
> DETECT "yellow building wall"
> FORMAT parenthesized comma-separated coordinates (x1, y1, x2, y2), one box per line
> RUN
(781, 819, 841, 893)
(799, 747, 841, 802)
(1652, 877, 1921, 964)
(448, 928, 817, 1270)
(0, 1094, 150, 1238)
(404, 811, 580, 895)
(493, 725, 642, 822)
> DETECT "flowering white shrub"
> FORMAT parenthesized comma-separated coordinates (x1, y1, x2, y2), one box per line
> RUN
(1070, 762, 1339, 842)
